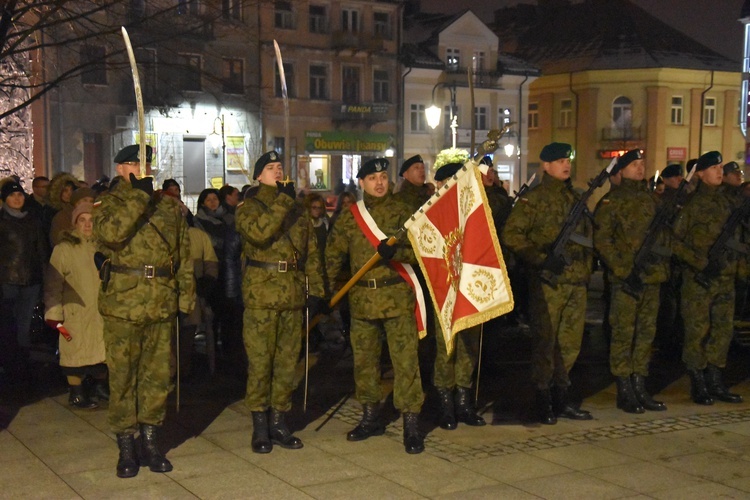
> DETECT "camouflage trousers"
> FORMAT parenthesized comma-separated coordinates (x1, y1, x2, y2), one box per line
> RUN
(681, 271, 735, 370)
(350, 315, 424, 413)
(529, 277, 587, 389)
(103, 317, 172, 434)
(433, 312, 480, 390)
(243, 308, 302, 412)
(609, 283, 660, 377)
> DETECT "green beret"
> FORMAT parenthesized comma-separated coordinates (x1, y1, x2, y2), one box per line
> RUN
(434, 162, 463, 182)
(661, 164, 682, 178)
(723, 161, 741, 175)
(253, 150, 282, 179)
(539, 142, 572, 162)
(399, 155, 423, 176)
(114, 144, 152, 164)
(696, 151, 722, 171)
(612, 149, 643, 175)
(357, 158, 389, 179)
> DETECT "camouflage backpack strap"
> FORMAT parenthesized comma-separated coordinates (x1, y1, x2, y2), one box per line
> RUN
(251, 195, 304, 262)
(104, 192, 163, 252)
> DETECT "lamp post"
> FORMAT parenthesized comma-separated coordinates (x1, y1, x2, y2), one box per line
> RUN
(209, 114, 226, 185)
(425, 82, 458, 148)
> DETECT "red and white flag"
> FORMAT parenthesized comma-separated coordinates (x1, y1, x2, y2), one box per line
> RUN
(405, 165, 513, 352)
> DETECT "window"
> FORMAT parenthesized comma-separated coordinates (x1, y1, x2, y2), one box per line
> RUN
(704, 96, 716, 126)
(80, 45, 107, 85)
(474, 106, 488, 130)
(446, 48, 460, 71)
(274, 1, 293, 29)
(373, 12, 391, 39)
(177, 0, 199, 15)
(342, 66, 360, 104)
(222, 0, 241, 20)
(275, 62, 295, 98)
(309, 64, 328, 100)
(410, 104, 426, 132)
(670, 96, 683, 125)
(342, 8, 359, 33)
(528, 102, 539, 129)
(178, 53, 201, 91)
(499, 107, 512, 127)
(309, 5, 328, 33)
(612, 96, 632, 128)
(373, 70, 389, 103)
(560, 98, 573, 128)
(472, 51, 485, 72)
(223, 58, 243, 94)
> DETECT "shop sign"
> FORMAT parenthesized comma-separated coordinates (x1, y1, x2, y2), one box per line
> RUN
(305, 131, 391, 153)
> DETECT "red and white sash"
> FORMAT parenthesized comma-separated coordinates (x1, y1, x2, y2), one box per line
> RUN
(351, 200, 427, 337)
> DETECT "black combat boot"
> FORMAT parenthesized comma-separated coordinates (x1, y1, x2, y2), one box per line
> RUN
(116, 433, 139, 478)
(269, 409, 303, 449)
(551, 385, 593, 420)
(705, 364, 743, 403)
(535, 388, 557, 425)
(69, 384, 98, 409)
(615, 376, 645, 414)
(251, 411, 272, 453)
(435, 388, 457, 430)
(93, 378, 110, 402)
(140, 424, 173, 472)
(687, 368, 714, 405)
(402, 412, 424, 454)
(631, 374, 666, 411)
(454, 386, 486, 426)
(347, 403, 386, 441)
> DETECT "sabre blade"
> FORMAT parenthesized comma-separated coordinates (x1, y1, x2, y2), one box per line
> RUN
(121, 27, 147, 179)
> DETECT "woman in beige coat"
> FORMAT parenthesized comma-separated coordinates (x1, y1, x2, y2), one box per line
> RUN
(45, 201, 107, 408)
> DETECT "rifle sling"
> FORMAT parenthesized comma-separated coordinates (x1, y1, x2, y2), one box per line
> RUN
(569, 232, 593, 248)
(106, 193, 162, 252)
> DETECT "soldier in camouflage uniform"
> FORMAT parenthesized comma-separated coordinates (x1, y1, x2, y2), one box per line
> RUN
(594, 149, 669, 414)
(673, 151, 744, 405)
(235, 151, 326, 454)
(394, 154, 430, 210)
(430, 163, 486, 430)
(94, 145, 195, 478)
(719, 162, 748, 321)
(326, 158, 425, 454)
(502, 142, 594, 424)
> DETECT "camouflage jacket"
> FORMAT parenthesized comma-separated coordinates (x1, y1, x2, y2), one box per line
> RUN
(485, 184, 512, 234)
(393, 180, 429, 212)
(672, 181, 738, 276)
(235, 183, 324, 310)
(94, 181, 194, 323)
(326, 191, 417, 319)
(502, 173, 593, 285)
(594, 178, 669, 284)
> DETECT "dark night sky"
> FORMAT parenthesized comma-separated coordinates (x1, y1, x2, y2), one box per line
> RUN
(424, 0, 746, 62)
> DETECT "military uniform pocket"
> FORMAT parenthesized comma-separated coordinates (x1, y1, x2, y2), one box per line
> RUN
(107, 273, 139, 294)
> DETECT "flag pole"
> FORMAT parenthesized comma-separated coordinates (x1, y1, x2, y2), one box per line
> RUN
(475, 324, 483, 403)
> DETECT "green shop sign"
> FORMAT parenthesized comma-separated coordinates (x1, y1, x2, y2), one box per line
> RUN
(305, 131, 391, 153)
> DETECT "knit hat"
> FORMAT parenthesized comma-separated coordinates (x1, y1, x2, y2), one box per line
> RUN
(70, 186, 95, 206)
(71, 201, 94, 225)
(1, 181, 25, 201)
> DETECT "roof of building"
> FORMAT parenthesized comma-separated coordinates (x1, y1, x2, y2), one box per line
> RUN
(492, 0, 740, 75)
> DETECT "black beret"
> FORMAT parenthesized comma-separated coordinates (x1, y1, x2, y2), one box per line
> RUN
(114, 144, 153, 164)
(253, 150, 282, 179)
(399, 155, 423, 176)
(434, 162, 463, 182)
(357, 158, 389, 179)
(1, 181, 25, 201)
(479, 155, 493, 167)
(612, 149, 643, 175)
(539, 142, 572, 162)
(661, 164, 682, 178)
(696, 151, 722, 171)
(723, 161, 741, 175)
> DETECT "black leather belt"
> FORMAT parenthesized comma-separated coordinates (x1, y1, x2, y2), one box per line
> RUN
(355, 276, 405, 289)
(111, 264, 172, 279)
(245, 258, 301, 273)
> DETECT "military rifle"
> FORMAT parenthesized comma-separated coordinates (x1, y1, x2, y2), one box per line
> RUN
(694, 195, 750, 289)
(622, 165, 696, 298)
(512, 173, 536, 204)
(540, 157, 617, 286)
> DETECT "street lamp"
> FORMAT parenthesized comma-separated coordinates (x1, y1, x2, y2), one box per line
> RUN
(209, 114, 226, 185)
(425, 82, 458, 148)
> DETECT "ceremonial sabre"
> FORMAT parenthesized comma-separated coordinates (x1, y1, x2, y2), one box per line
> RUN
(273, 40, 292, 181)
(304, 275, 310, 413)
(121, 27, 147, 179)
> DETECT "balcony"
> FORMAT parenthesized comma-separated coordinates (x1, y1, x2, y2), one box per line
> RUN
(444, 67, 502, 89)
(331, 31, 385, 54)
(601, 126, 643, 142)
(332, 102, 390, 124)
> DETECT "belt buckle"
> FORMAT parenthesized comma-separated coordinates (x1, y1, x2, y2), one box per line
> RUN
(278, 261, 288, 273)
(367, 278, 377, 289)
(144, 265, 155, 279)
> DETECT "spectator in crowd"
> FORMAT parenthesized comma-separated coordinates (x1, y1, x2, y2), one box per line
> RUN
(45, 201, 108, 408)
(50, 187, 95, 246)
(23, 176, 50, 220)
(219, 185, 240, 216)
(46, 173, 79, 244)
